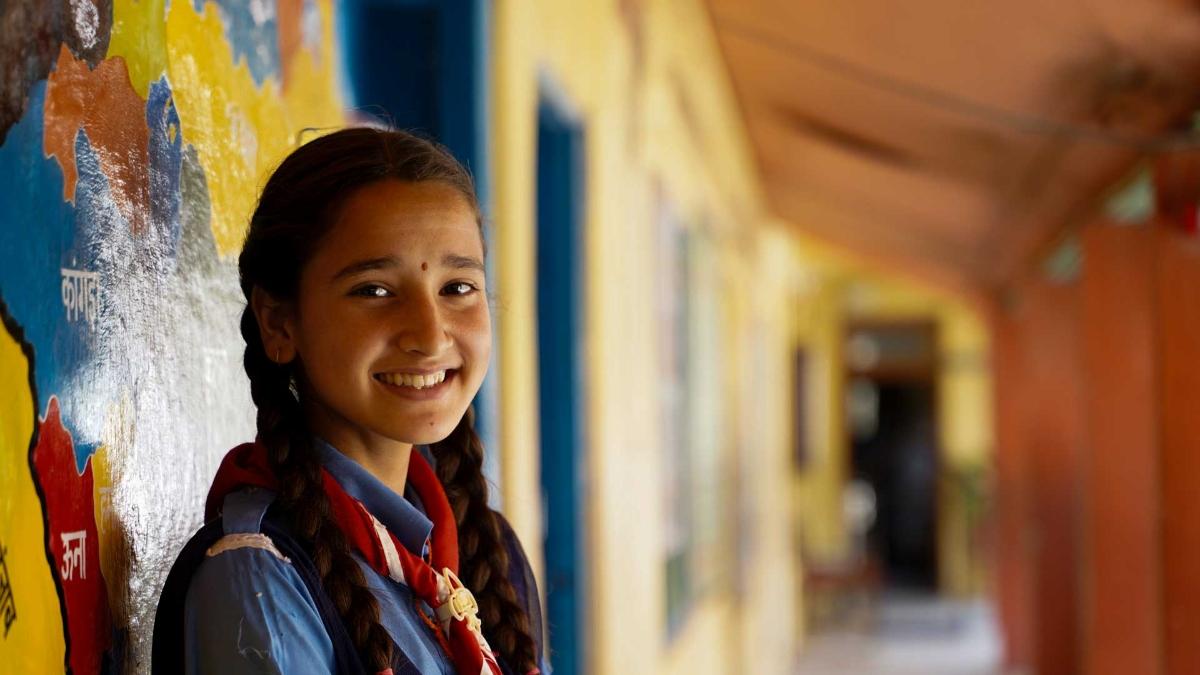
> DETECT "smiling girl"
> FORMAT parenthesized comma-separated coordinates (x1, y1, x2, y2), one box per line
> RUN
(153, 128, 544, 675)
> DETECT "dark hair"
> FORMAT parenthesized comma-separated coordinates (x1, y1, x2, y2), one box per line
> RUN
(237, 127, 537, 673)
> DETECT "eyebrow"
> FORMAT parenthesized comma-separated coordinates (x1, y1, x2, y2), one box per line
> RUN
(331, 253, 485, 281)
(331, 256, 399, 282)
(442, 254, 485, 272)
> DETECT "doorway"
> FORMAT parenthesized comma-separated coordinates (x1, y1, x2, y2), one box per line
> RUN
(845, 321, 940, 591)
(535, 86, 587, 675)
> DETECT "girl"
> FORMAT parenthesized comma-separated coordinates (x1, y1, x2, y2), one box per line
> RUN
(153, 128, 545, 675)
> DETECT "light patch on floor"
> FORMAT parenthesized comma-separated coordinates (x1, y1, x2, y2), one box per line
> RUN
(795, 593, 1010, 675)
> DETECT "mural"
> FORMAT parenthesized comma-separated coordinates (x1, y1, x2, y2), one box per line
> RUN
(0, 1, 346, 672)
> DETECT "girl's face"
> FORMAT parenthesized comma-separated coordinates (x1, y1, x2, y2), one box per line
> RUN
(285, 180, 490, 451)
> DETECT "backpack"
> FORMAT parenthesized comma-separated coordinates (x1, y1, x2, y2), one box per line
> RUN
(151, 489, 419, 675)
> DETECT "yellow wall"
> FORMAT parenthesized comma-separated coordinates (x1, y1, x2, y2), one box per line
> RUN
(788, 245, 994, 598)
(492, 1, 802, 673)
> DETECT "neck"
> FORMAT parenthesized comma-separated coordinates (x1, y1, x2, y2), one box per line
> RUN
(337, 439, 414, 495)
(304, 400, 414, 495)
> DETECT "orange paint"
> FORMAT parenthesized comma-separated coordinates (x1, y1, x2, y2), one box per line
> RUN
(1080, 221, 1161, 675)
(1158, 226, 1200, 675)
(277, 0, 304, 91)
(44, 45, 150, 234)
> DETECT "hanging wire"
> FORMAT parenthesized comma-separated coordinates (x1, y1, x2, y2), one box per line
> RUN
(712, 12, 1200, 152)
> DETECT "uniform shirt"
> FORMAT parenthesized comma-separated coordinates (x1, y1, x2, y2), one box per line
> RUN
(183, 439, 541, 675)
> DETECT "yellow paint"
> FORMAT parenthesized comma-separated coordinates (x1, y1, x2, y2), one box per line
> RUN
(492, 2, 800, 673)
(164, 0, 344, 257)
(0, 325, 66, 671)
(786, 247, 994, 596)
(281, 1, 342, 120)
(107, 0, 168, 98)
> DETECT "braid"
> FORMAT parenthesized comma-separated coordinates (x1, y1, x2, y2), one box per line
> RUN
(432, 408, 539, 673)
(239, 308, 395, 671)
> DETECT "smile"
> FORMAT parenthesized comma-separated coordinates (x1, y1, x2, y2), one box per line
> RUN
(374, 370, 448, 389)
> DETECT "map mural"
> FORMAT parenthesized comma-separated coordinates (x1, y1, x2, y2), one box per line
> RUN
(0, 1, 346, 671)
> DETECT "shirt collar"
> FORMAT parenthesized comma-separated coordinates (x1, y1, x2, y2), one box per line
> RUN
(314, 437, 433, 557)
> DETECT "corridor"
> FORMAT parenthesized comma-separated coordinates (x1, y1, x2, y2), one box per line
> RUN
(795, 594, 1006, 675)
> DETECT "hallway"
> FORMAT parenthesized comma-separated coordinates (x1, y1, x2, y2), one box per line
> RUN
(795, 594, 1006, 675)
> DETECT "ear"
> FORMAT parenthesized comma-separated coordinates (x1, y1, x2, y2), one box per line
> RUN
(250, 286, 299, 365)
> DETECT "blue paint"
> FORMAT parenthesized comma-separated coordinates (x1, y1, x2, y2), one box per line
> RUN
(146, 76, 184, 265)
(0, 81, 82, 433)
(201, 0, 281, 86)
(336, 0, 491, 224)
(536, 95, 586, 675)
(341, 2, 439, 132)
(0, 76, 188, 472)
(67, 129, 127, 470)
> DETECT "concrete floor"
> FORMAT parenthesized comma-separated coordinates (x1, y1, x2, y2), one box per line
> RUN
(795, 593, 1007, 675)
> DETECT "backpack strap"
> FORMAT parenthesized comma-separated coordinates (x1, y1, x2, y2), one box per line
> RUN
(152, 489, 372, 675)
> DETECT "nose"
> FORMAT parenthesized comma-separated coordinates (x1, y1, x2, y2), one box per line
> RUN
(394, 288, 452, 356)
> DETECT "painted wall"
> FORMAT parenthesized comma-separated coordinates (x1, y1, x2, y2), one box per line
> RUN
(490, 1, 803, 674)
(0, 1, 343, 672)
(1, 1, 808, 674)
(993, 218, 1200, 675)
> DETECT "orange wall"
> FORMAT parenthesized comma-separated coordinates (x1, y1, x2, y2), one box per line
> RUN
(995, 219, 1200, 675)
(1080, 222, 1161, 675)
(992, 273, 1086, 675)
(1158, 226, 1200, 675)
(992, 304, 1035, 670)
(1026, 276, 1086, 675)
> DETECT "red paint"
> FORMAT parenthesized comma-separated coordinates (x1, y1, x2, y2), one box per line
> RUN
(1153, 151, 1200, 234)
(32, 396, 112, 675)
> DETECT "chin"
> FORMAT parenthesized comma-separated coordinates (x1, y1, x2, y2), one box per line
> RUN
(396, 416, 465, 447)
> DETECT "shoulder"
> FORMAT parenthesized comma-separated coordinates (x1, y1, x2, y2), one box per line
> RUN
(182, 515, 337, 673)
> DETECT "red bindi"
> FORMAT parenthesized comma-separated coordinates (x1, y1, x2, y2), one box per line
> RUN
(421, 262, 428, 271)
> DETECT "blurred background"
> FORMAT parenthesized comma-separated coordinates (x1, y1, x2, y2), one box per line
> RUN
(0, 1, 1198, 674)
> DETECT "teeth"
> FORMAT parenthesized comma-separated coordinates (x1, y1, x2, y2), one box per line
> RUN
(379, 370, 447, 389)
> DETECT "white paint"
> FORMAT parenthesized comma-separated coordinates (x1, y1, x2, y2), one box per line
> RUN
(249, 0, 275, 26)
(60, 530, 87, 580)
(68, 0, 100, 50)
(61, 268, 101, 327)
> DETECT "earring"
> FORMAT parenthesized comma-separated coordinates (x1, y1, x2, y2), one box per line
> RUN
(274, 347, 281, 364)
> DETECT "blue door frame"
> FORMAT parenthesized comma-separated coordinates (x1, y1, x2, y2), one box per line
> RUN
(536, 92, 587, 675)
(338, 0, 500, 468)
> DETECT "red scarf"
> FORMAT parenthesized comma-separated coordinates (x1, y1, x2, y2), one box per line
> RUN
(206, 442, 503, 675)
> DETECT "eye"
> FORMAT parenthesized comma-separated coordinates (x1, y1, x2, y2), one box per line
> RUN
(442, 281, 478, 297)
(350, 284, 391, 298)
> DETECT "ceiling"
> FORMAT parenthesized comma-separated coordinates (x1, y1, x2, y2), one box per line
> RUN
(707, 0, 1200, 295)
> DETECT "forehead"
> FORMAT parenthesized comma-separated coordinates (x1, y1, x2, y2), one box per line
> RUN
(316, 180, 482, 263)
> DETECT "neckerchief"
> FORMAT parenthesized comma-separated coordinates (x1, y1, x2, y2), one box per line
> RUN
(206, 442, 503, 675)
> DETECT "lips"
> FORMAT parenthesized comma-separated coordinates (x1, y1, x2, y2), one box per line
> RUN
(372, 368, 459, 398)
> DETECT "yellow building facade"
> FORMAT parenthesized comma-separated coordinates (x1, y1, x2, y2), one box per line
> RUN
(490, 2, 803, 673)
(0, 0, 996, 673)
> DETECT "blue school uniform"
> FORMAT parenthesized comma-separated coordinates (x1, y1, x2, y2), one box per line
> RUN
(154, 439, 547, 675)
